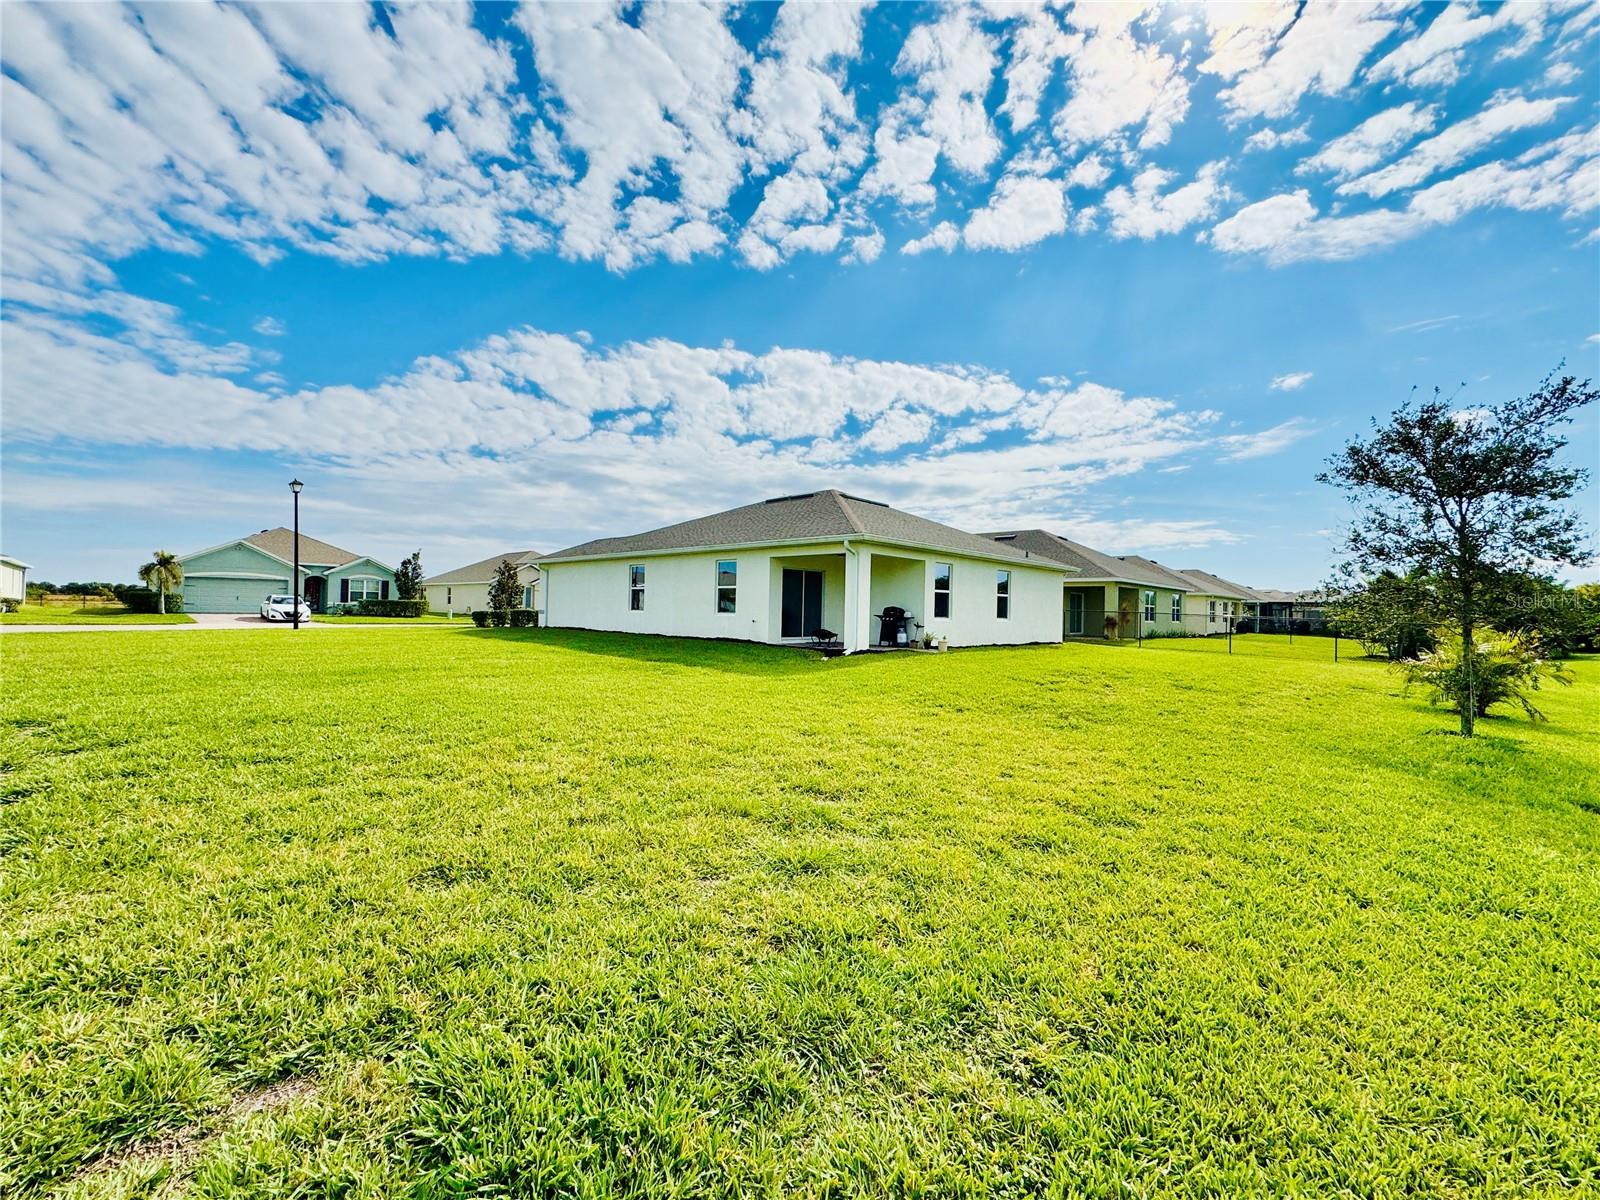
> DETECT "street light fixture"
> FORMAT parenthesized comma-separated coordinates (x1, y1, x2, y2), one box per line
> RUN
(289, 478, 303, 630)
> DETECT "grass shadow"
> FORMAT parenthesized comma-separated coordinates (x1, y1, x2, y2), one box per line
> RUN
(455, 626, 836, 677)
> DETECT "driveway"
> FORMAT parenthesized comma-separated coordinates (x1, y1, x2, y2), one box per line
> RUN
(1, 614, 458, 634)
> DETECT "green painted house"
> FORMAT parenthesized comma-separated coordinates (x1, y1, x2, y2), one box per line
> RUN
(178, 528, 397, 614)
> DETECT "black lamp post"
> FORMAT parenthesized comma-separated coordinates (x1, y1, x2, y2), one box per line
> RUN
(289, 478, 303, 630)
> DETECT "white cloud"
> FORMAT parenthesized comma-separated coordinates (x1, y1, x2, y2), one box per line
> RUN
(1210, 123, 1600, 263)
(962, 174, 1069, 251)
(1270, 372, 1313, 391)
(1217, 417, 1318, 460)
(0, 0, 1590, 291)
(1339, 93, 1572, 199)
(3, 308, 1248, 547)
(902, 221, 961, 256)
(1297, 102, 1440, 180)
(1104, 161, 1229, 240)
(1052, 18, 1190, 151)
(1244, 125, 1310, 153)
(1065, 154, 1111, 190)
(1202, 2, 1405, 121)
(253, 316, 286, 337)
(1368, 1, 1559, 88)
(861, 7, 1000, 206)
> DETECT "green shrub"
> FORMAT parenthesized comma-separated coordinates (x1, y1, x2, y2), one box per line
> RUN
(1399, 627, 1574, 722)
(470, 609, 535, 628)
(0, 598, 17, 614)
(354, 598, 425, 618)
(114, 586, 183, 614)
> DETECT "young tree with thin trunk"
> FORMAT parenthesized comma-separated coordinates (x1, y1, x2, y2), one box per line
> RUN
(138, 550, 183, 615)
(1318, 371, 1595, 736)
(488, 557, 521, 614)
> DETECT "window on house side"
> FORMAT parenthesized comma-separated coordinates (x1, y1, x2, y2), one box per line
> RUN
(933, 562, 951, 619)
(1171, 594, 1181, 623)
(995, 570, 1010, 619)
(716, 560, 736, 613)
(630, 564, 645, 611)
(1143, 590, 1156, 623)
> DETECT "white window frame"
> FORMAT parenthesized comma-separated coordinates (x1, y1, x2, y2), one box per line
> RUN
(933, 562, 952, 619)
(629, 564, 645, 611)
(1208, 599, 1217, 623)
(995, 569, 1011, 620)
(347, 576, 382, 602)
(1171, 594, 1182, 623)
(715, 560, 736, 613)
(1142, 590, 1157, 623)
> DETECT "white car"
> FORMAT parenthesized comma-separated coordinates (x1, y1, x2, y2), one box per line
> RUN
(260, 594, 312, 622)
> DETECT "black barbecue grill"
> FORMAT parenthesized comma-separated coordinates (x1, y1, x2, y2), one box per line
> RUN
(875, 606, 911, 647)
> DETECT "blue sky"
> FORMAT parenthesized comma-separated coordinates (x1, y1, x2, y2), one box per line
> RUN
(2, 1, 1597, 588)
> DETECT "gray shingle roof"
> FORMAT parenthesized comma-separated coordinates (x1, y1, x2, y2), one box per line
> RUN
(242, 527, 361, 567)
(1171, 568, 1260, 601)
(423, 551, 541, 586)
(544, 491, 1074, 569)
(982, 530, 1196, 589)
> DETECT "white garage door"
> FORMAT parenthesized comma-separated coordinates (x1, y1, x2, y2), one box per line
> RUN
(183, 576, 288, 613)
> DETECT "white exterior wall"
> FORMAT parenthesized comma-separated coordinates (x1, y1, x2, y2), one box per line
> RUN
(0, 561, 26, 602)
(916, 551, 1063, 648)
(542, 541, 1064, 650)
(544, 550, 773, 643)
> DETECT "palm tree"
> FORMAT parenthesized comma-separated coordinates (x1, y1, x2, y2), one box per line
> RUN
(138, 551, 183, 615)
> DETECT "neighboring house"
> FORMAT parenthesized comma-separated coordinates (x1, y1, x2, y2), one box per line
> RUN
(0, 554, 30, 604)
(422, 551, 541, 614)
(982, 530, 1268, 638)
(982, 530, 1199, 638)
(1248, 587, 1331, 631)
(538, 490, 1074, 653)
(1170, 568, 1259, 633)
(178, 528, 396, 613)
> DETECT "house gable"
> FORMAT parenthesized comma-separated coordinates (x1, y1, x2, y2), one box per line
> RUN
(180, 540, 292, 579)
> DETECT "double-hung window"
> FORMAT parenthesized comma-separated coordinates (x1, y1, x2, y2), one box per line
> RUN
(995, 569, 1011, 619)
(629, 564, 645, 611)
(1171, 594, 1182, 623)
(1208, 599, 1217, 623)
(715, 560, 737, 613)
(348, 577, 382, 602)
(933, 563, 952, 619)
(1143, 590, 1157, 623)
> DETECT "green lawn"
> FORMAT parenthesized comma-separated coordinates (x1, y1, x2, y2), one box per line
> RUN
(0, 605, 193, 625)
(2, 630, 1596, 1198)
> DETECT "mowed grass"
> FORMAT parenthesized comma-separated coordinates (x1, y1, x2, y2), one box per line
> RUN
(0, 606, 193, 625)
(1, 629, 1596, 1198)
(311, 613, 466, 624)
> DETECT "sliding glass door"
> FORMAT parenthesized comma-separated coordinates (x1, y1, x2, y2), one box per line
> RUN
(780, 569, 824, 638)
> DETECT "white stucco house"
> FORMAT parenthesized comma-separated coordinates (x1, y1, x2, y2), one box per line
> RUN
(0, 554, 30, 604)
(537, 490, 1074, 653)
(422, 551, 541, 614)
